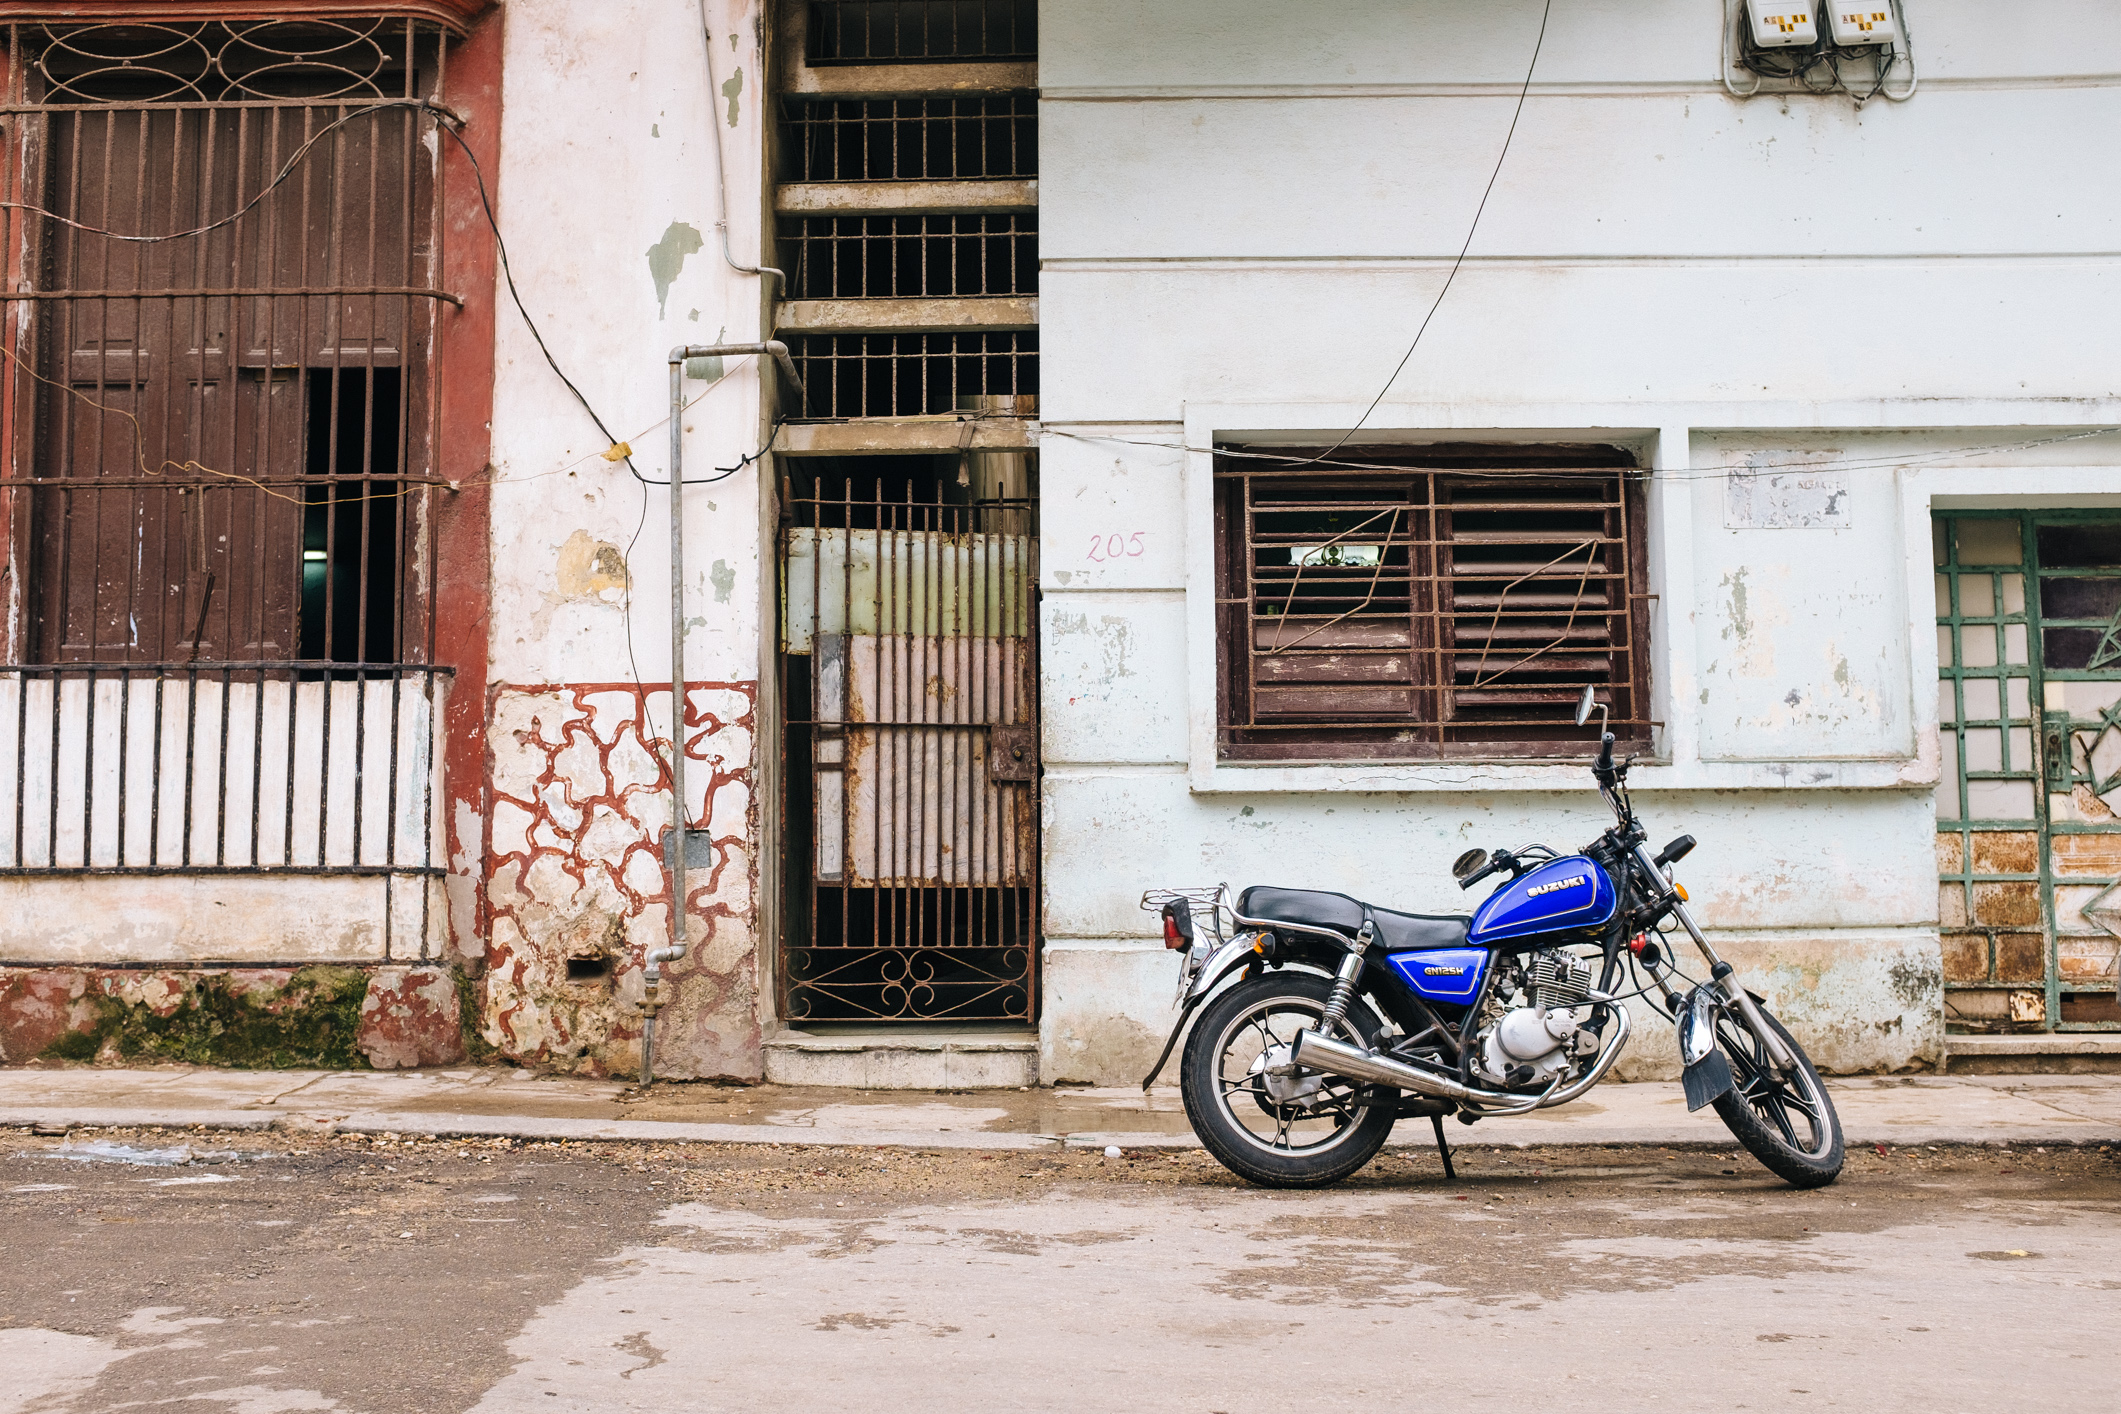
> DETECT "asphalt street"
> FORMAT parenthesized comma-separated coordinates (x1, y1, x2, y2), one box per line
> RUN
(4, 1129, 2117, 1413)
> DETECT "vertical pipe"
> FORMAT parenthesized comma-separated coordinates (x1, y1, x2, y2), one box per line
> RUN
(644, 355, 690, 1085)
(668, 353, 688, 959)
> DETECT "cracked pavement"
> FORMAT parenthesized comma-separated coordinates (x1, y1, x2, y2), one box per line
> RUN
(3, 1130, 2118, 1413)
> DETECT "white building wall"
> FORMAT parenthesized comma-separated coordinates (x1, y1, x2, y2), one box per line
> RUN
(480, 0, 774, 1077)
(1034, 0, 2121, 1081)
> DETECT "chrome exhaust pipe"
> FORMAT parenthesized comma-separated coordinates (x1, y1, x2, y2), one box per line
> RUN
(1292, 1004, 1632, 1113)
(1292, 1030, 1489, 1103)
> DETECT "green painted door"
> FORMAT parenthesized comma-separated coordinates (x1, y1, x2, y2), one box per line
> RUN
(1935, 512, 2121, 1032)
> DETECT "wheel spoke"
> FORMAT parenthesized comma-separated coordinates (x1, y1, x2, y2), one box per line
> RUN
(1762, 1095, 1799, 1146)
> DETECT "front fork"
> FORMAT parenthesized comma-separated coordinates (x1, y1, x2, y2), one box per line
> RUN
(1631, 844, 1798, 1076)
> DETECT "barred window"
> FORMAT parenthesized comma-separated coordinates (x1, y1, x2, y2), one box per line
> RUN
(0, 17, 457, 877)
(6, 17, 449, 668)
(1213, 446, 1653, 761)
(806, 0, 1037, 65)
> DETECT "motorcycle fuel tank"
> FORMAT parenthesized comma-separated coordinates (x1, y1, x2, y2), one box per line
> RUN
(1382, 947, 1488, 1004)
(1466, 855, 1616, 946)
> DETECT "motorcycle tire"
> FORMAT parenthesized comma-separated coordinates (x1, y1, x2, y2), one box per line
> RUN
(1710, 1004, 1845, 1189)
(1179, 971, 1398, 1189)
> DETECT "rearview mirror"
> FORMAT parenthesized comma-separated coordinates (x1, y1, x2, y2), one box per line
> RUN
(1451, 848, 1489, 882)
(1575, 684, 1596, 727)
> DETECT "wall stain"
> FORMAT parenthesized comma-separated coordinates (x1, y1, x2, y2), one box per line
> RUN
(721, 66, 744, 128)
(1723, 566, 1752, 641)
(556, 529, 630, 603)
(710, 559, 736, 604)
(646, 222, 705, 319)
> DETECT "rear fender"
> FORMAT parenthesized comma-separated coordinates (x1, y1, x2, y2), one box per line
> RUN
(1185, 933, 1265, 1003)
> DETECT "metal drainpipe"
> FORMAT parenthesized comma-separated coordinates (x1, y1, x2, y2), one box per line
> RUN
(698, 0, 785, 306)
(640, 341, 806, 1085)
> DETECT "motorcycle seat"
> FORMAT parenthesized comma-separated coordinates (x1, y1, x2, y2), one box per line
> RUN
(1235, 885, 1470, 952)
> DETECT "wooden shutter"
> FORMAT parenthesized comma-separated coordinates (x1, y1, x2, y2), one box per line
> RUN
(1215, 447, 1650, 760)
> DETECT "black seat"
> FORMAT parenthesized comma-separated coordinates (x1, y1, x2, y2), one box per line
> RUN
(1236, 885, 1469, 952)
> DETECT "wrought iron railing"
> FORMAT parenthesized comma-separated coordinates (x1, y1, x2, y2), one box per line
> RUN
(0, 662, 447, 875)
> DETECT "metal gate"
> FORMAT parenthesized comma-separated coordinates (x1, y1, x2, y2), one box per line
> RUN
(777, 458, 1038, 1023)
(1935, 511, 2121, 1031)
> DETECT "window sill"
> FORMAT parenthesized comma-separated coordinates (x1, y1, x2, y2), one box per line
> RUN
(1187, 755, 1935, 795)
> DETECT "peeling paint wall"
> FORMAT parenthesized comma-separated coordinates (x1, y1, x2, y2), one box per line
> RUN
(480, 684, 758, 1079)
(480, 0, 770, 1077)
(1034, 0, 2121, 1083)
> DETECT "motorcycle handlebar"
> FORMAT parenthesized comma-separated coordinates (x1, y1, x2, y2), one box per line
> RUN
(1457, 853, 1510, 891)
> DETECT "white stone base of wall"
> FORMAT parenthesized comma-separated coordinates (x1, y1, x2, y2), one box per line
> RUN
(1037, 929, 1944, 1087)
(762, 1030, 1039, 1089)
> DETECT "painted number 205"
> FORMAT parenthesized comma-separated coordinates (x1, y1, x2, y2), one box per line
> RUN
(1086, 532, 1146, 562)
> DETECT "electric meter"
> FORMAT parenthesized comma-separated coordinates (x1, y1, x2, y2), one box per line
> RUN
(1827, 7, 1898, 45)
(1745, 0, 1819, 47)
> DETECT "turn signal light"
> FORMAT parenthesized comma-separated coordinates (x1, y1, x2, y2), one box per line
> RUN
(1675, 883, 1689, 901)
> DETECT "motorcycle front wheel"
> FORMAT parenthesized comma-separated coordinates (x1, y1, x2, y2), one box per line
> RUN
(1179, 971, 1397, 1189)
(1710, 1003, 1844, 1188)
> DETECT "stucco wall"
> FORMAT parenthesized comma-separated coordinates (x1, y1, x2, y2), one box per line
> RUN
(480, 0, 772, 1077)
(1033, 0, 2121, 1081)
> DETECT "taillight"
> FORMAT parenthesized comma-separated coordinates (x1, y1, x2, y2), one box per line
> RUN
(1161, 899, 1195, 951)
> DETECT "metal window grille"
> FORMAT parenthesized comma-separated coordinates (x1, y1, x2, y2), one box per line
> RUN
(780, 213, 1037, 299)
(1213, 450, 1653, 760)
(1934, 511, 2121, 1032)
(783, 94, 1036, 183)
(786, 331, 1037, 419)
(777, 463, 1038, 1022)
(0, 19, 453, 885)
(806, 0, 1036, 65)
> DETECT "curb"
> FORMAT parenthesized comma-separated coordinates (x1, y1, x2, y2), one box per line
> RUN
(4, 1107, 2115, 1150)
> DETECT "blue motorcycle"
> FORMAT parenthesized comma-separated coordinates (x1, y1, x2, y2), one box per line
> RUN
(1145, 688, 1844, 1189)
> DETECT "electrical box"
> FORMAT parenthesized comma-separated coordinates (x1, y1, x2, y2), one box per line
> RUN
(1746, 0, 1819, 47)
(1827, 7, 1899, 45)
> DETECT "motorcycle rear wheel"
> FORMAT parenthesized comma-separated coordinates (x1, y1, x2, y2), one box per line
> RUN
(1709, 1003, 1844, 1188)
(1179, 971, 1397, 1189)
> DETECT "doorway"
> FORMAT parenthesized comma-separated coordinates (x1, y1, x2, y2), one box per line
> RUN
(777, 454, 1039, 1024)
(1935, 511, 2121, 1031)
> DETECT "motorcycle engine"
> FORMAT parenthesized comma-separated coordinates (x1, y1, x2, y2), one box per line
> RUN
(1470, 950, 1600, 1087)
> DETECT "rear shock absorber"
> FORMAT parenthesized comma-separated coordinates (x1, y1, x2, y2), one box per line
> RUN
(1315, 921, 1374, 1039)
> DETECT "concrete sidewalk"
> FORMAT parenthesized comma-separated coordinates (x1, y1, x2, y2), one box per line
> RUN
(3, 1064, 2119, 1149)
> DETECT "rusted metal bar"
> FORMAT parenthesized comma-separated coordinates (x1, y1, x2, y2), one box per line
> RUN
(775, 178, 1037, 215)
(781, 60, 1037, 98)
(0, 285, 460, 305)
(778, 295, 1037, 332)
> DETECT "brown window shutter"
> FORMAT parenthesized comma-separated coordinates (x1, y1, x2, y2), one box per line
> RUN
(1216, 447, 1651, 762)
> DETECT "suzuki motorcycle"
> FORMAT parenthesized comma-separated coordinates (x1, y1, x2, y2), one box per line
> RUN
(1142, 687, 1843, 1190)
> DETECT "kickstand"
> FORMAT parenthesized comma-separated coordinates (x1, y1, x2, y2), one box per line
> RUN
(1430, 1114, 1457, 1182)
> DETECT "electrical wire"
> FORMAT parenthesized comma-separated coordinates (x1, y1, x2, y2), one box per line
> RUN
(1043, 426, 2121, 485)
(0, 98, 450, 242)
(1299, 0, 1553, 467)
(0, 94, 779, 798)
